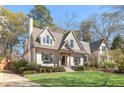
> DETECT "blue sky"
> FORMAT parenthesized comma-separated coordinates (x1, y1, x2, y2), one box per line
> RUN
(5, 5, 106, 27)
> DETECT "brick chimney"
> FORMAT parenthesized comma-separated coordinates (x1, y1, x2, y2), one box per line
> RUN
(28, 17, 33, 63)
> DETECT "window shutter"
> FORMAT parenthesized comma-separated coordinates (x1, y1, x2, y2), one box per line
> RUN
(79, 57, 80, 63)
(41, 53, 44, 61)
(50, 54, 53, 62)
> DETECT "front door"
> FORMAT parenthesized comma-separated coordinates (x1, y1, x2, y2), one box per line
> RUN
(61, 56, 66, 65)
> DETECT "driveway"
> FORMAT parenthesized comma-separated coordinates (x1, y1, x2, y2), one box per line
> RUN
(0, 71, 40, 87)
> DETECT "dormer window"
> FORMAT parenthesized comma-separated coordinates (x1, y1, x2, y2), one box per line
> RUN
(50, 39, 52, 44)
(43, 37, 45, 43)
(46, 35, 49, 44)
(70, 40, 74, 48)
(102, 46, 106, 52)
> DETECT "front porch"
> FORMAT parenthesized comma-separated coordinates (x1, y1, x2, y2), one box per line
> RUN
(59, 50, 84, 67)
(59, 51, 72, 67)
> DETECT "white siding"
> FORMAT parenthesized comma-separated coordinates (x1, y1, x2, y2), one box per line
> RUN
(98, 43, 107, 55)
(40, 28, 55, 46)
(65, 32, 81, 51)
(36, 48, 59, 66)
(36, 53, 41, 64)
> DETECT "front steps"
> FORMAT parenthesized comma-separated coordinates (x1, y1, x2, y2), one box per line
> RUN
(64, 66, 74, 72)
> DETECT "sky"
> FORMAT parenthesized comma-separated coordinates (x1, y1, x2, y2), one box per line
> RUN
(4, 5, 106, 27)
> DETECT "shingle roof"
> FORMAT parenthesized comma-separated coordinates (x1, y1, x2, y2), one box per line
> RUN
(34, 30, 64, 50)
(80, 41, 91, 54)
(30, 27, 91, 54)
(90, 39, 104, 52)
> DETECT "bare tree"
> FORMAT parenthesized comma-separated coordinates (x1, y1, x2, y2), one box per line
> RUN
(82, 12, 124, 48)
(79, 19, 93, 42)
(63, 12, 79, 31)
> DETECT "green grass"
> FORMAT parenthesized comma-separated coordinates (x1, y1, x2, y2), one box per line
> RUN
(26, 71, 124, 87)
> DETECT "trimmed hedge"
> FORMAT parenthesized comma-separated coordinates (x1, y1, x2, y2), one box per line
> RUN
(18, 67, 27, 74)
(23, 70, 37, 75)
(39, 66, 65, 73)
(10, 59, 65, 74)
(71, 65, 84, 71)
(54, 66, 65, 72)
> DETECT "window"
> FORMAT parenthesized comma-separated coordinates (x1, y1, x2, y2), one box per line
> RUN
(43, 37, 45, 43)
(74, 57, 80, 65)
(83, 56, 88, 62)
(46, 35, 49, 44)
(70, 40, 74, 48)
(102, 46, 106, 52)
(41, 53, 53, 62)
(50, 39, 52, 44)
(44, 54, 50, 61)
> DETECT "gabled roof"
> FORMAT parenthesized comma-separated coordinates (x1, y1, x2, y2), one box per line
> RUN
(32, 27, 55, 42)
(26, 27, 91, 54)
(61, 40, 72, 51)
(80, 41, 91, 54)
(59, 31, 83, 52)
(90, 39, 105, 52)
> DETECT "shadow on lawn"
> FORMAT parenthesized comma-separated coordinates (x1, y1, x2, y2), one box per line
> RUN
(31, 77, 109, 87)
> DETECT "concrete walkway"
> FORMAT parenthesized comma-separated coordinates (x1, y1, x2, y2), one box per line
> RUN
(0, 71, 40, 87)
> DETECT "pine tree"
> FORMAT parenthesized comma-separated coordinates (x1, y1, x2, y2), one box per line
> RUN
(111, 35, 123, 49)
(29, 5, 53, 28)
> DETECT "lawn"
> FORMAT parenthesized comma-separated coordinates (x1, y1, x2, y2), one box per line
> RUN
(26, 71, 124, 87)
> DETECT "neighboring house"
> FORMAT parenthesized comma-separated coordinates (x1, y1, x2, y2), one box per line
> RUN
(90, 39, 109, 64)
(23, 18, 91, 67)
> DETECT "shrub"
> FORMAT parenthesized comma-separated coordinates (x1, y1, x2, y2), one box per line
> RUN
(84, 61, 98, 68)
(35, 64, 42, 72)
(54, 66, 65, 72)
(39, 67, 46, 73)
(45, 66, 54, 73)
(9, 60, 28, 72)
(26, 63, 38, 70)
(16, 60, 28, 67)
(23, 70, 37, 75)
(18, 67, 27, 74)
(100, 61, 116, 68)
(116, 61, 124, 72)
(71, 65, 84, 71)
(109, 49, 124, 72)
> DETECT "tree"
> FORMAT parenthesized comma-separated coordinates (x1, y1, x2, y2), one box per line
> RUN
(0, 6, 27, 57)
(109, 49, 124, 72)
(111, 34, 124, 49)
(82, 12, 124, 48)
(79, 20, 92, 42)
(28, 5, 53, 28)
(63, 12, 79, 31)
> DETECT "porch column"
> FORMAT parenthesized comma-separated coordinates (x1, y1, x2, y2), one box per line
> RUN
(67, 55, 71, 66)
(80, 57, 84, 65)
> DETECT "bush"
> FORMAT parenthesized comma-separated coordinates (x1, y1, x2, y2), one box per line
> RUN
(71, 65, 84, 71)
(9, 60, 28, 72)
(39, 67, 46, 73)
(39, 66, 65, 73)
(84, 61, 98, 69)
(100, 61, 116, 69)
(18, 67, 27, 74)
(26, 63, 38, 70)
(45, 66, 54, 73)
(35, 64, 42, 72)
(54, 66, 65, 72)
(23, 70, 37, 75)
(116, 61, 124, 72)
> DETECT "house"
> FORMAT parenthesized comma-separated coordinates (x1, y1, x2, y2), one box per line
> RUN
(90, 39, 109, 64)
(23, 18, 91, 67)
